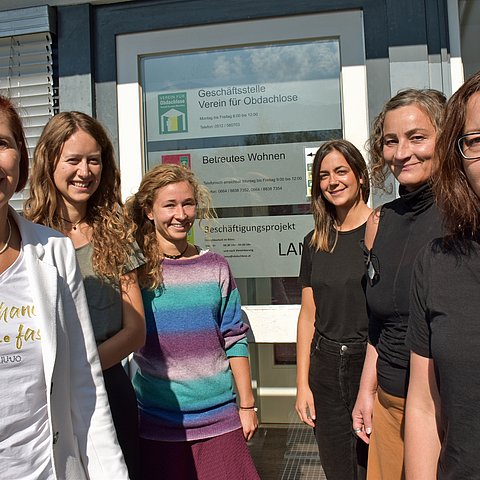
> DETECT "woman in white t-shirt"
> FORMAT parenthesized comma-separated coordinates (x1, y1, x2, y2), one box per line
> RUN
(0, 95, 128, 479)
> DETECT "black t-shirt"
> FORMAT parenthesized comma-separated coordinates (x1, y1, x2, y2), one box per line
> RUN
(366, 183, 442, 398)
(299, 223, 368, 343)
(407, 238, 480, 479)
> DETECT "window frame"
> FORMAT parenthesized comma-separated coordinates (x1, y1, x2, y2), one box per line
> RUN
(116, 10, 369, 340)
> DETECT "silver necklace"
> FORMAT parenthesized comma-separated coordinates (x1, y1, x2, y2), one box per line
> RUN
(0, 217, 12, 255)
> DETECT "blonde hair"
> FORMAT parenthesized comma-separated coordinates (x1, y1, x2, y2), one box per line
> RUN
(125, 164, 215, 290)
(24, 111, 136, 280)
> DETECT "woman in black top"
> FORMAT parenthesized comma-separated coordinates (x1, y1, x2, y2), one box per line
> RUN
(296, 140, 372, 480)
(405, 71, 480, 479)
(351, 89, 446, 479)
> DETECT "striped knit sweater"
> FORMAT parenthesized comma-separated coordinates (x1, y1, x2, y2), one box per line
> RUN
(133, 251, 249, 442)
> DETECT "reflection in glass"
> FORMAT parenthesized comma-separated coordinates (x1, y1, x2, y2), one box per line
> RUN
(140, 39, 342, 305)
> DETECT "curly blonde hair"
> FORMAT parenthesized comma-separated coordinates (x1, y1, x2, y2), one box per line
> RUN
(24, 111, 136, 280)
(368, 88, 446, 190)
(125, 164, 215, 290)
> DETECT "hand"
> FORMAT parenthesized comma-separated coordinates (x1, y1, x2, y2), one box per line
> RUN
(352, 389, 375, 444)
(295, 385, 316, 427)
(239, 408, 258, 441)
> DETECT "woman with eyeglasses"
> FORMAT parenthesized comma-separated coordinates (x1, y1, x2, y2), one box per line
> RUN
(351, 89, 446, 479)
(405, 72, 480, 479)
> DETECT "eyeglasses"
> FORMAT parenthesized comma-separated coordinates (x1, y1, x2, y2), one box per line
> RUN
(457, 132, 480, 160)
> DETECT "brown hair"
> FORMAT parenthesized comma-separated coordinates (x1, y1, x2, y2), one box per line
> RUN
(0, 95, 29, 192)
(24, 111, 136, 279)
(368, 89, 446, 189)
(435, 71, 480, 239)
(310, 139, 370, 252)
(125, 163, 215, 289)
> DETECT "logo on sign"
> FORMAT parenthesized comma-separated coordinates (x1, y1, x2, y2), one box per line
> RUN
(161, 153, 191, 168)
(158, 92, 188, 134)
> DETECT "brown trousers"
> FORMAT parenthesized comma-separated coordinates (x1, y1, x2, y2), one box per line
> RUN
(367, 387, 406, 480)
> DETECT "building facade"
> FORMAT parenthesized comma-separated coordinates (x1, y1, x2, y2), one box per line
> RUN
(1, 0, 478, 423)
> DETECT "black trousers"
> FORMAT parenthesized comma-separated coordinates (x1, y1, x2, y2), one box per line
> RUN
(103, 362, 141, 480)
(309, 333, 368, 480)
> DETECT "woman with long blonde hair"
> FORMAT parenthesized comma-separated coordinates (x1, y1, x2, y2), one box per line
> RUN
(24, 111, 145, 480)
(126, 163, 259, 480)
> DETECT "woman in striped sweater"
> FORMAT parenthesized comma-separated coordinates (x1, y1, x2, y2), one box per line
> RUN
(126, 163, 259, 480)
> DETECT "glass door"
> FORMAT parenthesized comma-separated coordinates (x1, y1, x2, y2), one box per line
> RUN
(116, 10, 368, 423)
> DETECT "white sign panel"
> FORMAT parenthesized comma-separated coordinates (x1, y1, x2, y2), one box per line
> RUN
(193, 215, 313, 278)
(145, 79, 341, 141)
(149, 142, 321, 207)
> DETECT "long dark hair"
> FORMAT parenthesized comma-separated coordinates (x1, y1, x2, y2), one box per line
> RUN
(435, 71, 480, 241)
(310, 139, 369, 252)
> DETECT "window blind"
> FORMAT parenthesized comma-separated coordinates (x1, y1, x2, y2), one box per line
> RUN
(0, 32, 54, 210)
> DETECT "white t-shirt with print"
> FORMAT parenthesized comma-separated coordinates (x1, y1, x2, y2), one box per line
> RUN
(0, 249, 54, 479)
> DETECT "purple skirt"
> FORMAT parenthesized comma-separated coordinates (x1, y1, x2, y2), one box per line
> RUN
(140, 428, 259, 480)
